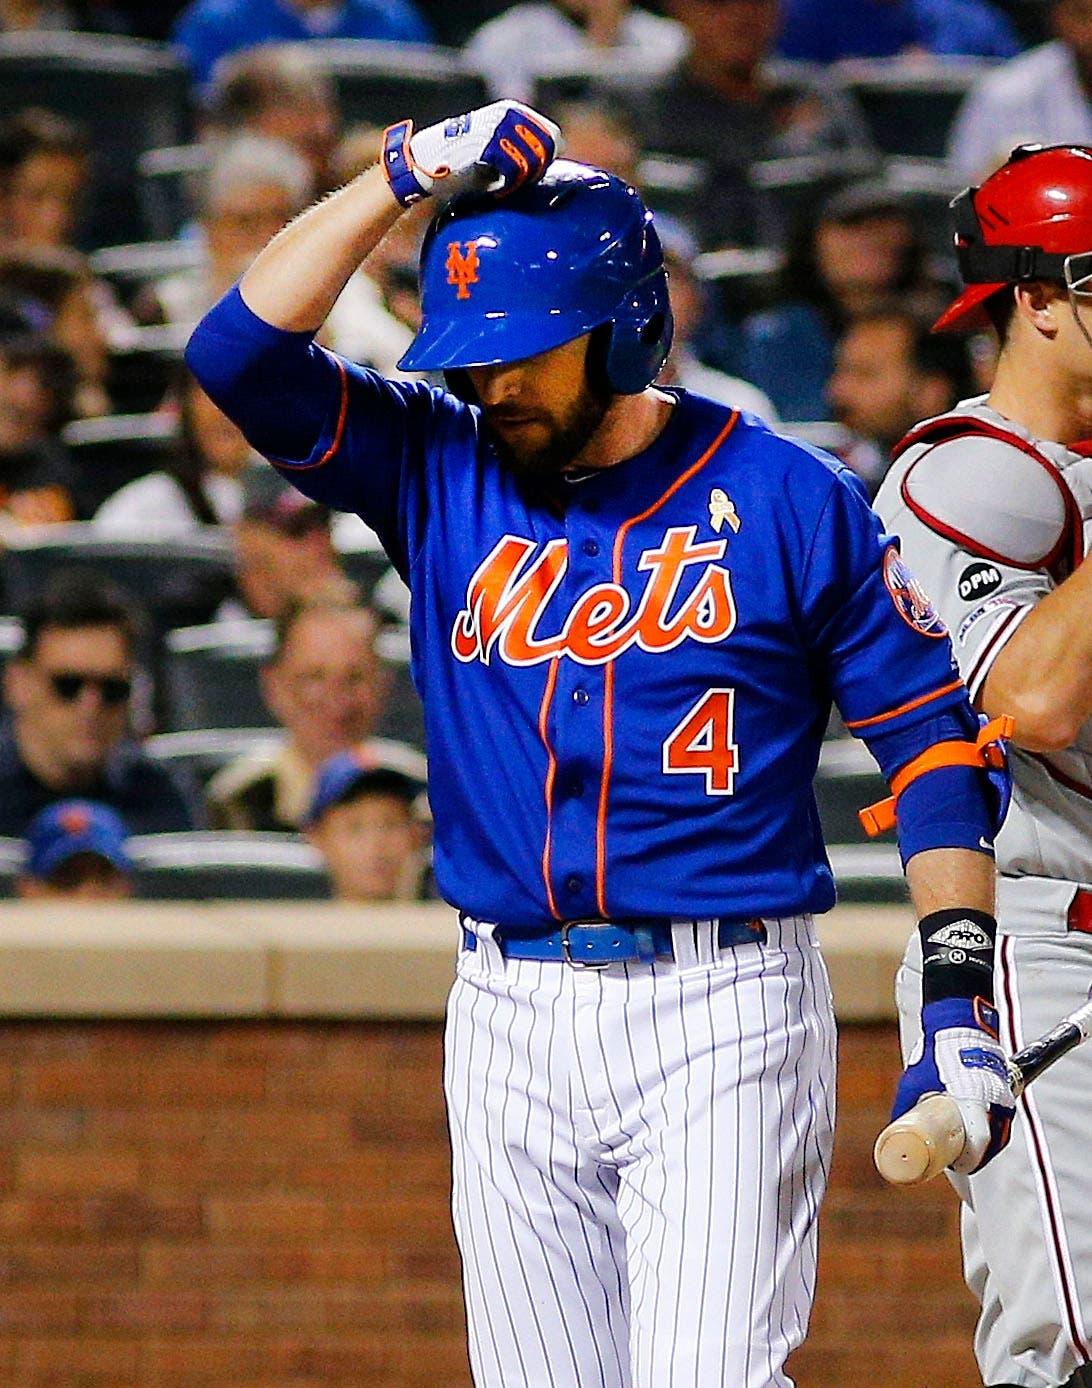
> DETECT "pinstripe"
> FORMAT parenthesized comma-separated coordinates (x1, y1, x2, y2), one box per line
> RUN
(473, 987, 532, 1384)
(569, 969, 625, 1387)
(619, 965, 670, 1388)
(447, 921, 837, 1388)
(519, 964, 599, 1387)
(492, 967, 573, 1382)
(745, 933, 771, 1384)
(446, 970, 505, 1384)
(1000, 936, 1092, 1363)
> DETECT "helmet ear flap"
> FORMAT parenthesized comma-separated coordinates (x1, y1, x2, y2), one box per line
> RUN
(600, 269, 674, 394)
(585, 323, 614, 397)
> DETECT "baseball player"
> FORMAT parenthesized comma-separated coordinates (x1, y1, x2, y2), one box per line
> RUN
(874, 145, 1092, 1388)
(186, 101, 1014, 1388)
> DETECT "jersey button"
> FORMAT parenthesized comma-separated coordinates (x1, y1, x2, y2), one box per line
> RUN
(565, 875, 583, 895)
(566, 778, 585, 799)
(572, 688, 590, 706)
(581, 538, 600, 557)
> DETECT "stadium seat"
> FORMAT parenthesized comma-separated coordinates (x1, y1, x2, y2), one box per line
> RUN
(827, 843, 909, 904)
(1, 526, 232, 632)
(831, 58, 997, 160)
(145, 728, 283, 788)
(90, 238, 204, 296)
(61, 412, 179, 518)
(749, 149, 879, 236)
(339, 549, 394, 604)
(0, 838, 22, 898)
(0, 32, 191, 247)
(107, 324, 189, 416)
(136, 145, 212, 243)
(163, 619, 425, 749)
(0, 616, 23, 675)
(128, 831, 328, 900)
(814, 735, 887, 843)
(778, 421, 856, 454)
(297, 39, 488, 129)
(164, 619, 274, 732)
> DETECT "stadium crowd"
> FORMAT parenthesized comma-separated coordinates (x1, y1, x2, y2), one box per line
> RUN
(0, 0, 1075, 902)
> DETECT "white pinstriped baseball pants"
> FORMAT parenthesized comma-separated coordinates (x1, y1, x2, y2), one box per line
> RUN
(444, 914, 837, 1388)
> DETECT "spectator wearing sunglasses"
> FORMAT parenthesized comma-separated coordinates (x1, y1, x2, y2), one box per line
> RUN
(0, 572, 201, 836)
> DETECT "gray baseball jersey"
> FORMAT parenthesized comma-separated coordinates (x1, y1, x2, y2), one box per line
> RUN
(876, 395, 1092, 1386)
(875, 395, 1092, 886)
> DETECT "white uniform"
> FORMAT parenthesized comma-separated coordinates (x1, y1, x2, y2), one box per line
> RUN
(446, 915, 836, 1388)
(875, 397, 1092, 1388)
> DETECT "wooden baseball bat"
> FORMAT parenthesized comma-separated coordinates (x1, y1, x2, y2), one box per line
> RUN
(874, 995, 1092, 1186)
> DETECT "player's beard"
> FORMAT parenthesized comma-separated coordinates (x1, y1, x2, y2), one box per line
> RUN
(486, 380, 612, 484)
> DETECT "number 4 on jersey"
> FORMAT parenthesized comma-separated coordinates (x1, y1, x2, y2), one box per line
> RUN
(662, 689, 739, 796)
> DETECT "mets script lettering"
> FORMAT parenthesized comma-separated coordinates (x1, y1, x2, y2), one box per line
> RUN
(451, 525, 737, 666)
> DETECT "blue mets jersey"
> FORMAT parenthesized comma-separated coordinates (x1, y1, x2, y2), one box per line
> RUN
(187, 302, 972, 928)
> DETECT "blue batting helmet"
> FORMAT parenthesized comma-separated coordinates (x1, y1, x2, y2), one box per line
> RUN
(398, 160, 673, 395)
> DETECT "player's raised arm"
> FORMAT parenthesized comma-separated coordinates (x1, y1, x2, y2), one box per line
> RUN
(184, 101, 560, 516)
(239, 101, 561, 333)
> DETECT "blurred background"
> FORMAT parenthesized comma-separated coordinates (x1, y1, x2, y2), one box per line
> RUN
(0, 0, 1070, 1383)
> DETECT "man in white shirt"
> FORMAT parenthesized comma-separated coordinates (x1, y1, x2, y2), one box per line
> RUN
(464, 0, 688, 103)
(948, 0, 1092, 183)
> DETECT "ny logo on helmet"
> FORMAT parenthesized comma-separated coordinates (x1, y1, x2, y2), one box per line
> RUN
(446, 241, 480, 300)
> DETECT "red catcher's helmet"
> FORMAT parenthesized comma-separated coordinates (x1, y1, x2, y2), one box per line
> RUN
(934, 144, 1092, 333)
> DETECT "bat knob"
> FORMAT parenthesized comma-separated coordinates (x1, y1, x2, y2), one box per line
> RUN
(874, 1093, 966, 1186)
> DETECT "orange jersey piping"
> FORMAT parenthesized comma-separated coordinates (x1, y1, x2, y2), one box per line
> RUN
(538, 657, 563, 921)
(271, 356, 348, 471)
(843, 678, 964, 732)
(595, 410, 739, 917)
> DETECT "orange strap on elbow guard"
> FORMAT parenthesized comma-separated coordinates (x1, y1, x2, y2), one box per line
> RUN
(858, 715, 1015, 838)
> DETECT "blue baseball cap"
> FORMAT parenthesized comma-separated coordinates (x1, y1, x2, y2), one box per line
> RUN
(305, 745, 427, 828)
(24, 800, 134, 881)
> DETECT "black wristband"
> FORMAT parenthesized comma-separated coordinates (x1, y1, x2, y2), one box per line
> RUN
(918, 908, 997, 1005)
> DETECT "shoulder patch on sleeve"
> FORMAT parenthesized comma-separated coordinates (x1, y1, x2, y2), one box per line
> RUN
(882, 546, 947, 638)
(901, 435, 1069, 570)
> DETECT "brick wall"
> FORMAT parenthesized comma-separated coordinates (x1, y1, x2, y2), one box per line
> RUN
(0, 1021, 977, 1387)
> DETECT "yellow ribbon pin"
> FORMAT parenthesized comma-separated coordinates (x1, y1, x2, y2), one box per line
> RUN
(709, 487, 741, 534)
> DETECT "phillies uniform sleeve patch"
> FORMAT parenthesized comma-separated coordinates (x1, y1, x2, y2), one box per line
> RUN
(883, 547, 947, 638)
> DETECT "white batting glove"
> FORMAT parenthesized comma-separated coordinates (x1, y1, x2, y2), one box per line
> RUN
(382, 101, 561, 207)
(893, 998, 1015, 1174)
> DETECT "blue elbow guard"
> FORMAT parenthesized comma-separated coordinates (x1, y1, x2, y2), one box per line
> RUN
(859, 714, 1013, 862)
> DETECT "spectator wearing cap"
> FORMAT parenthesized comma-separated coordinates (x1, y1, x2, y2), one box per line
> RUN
(141, 134, 312, 333)
(0, 573, 201, 837)
(208, 598, 402, 831)
(94, 369, 259, 536)
(464, 0, 688, 105)
(0, 107, 90, 252)
(304, 745, 429, 902)
(733, 181, 943, 421)
(171, 0, 433, 96)
(217, 464, 359, 622)
(17, 799, 135, 900)
(948, 0, 1092, 183)
(0, 332, 80, 524)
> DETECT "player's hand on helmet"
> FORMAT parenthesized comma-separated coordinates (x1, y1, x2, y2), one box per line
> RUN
(383, 101, 561, 207)
(892, 997, 1015, 1174)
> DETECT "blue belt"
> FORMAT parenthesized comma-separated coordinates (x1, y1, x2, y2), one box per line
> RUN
(460, 917, 767, 967)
